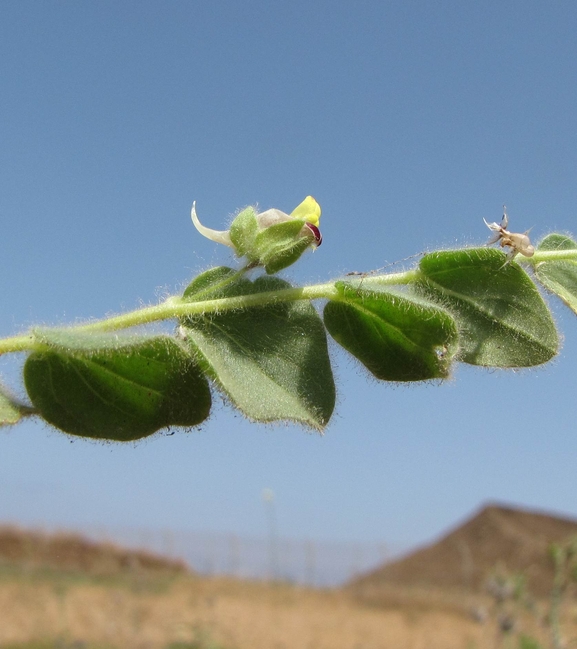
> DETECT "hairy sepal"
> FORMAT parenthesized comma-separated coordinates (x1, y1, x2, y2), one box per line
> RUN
(0, 384, 29, 426)
(229, 207, 259, 258)
(229, 208, 313, 273)
(253, 219, 312, 274)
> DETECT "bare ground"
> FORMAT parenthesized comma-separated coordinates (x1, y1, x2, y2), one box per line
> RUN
(1, 573, 572, 649)
(0, 575, 489, 649)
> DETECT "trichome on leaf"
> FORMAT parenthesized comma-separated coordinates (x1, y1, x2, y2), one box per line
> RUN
(1, 201, 576, 442)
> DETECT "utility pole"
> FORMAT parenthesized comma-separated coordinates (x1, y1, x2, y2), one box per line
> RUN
(262, 488, 279, 581)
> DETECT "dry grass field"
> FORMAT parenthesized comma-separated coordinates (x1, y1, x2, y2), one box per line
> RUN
(0, 572, 504, 649)
(1, 505, 577, 649)
(1, 568, 575, 649)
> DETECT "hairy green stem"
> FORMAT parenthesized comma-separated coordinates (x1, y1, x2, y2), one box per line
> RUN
(522, 249, 577, 264)
(0, 269, 416, 356)
(0, 334, 37, 356)
(0, 247, 573, 357)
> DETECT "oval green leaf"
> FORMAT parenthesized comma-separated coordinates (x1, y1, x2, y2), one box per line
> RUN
(416, 248, 558, 367)
(24, 335, 211, 441)
(324, 283, 458, 381)
(534, 233, 577, 315)
(183, 266, 240, 301)
(181, 274, 335, 430)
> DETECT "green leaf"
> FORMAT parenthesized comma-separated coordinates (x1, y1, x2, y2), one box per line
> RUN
(416, 248, 558, 367)
(24, 333, 211, 441)
(534, 233, 577, 315)
(183, 266, 240, 301)
(181, 274, 335, 430)
(324, 283, 458, 381)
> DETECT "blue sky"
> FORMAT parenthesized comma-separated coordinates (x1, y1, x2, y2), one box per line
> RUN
(1, 1, 577, 555)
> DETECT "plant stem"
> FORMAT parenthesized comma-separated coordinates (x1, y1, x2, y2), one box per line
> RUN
(350, 269, 421, 287)
(0, 334, 37, 356)
(0, 267, 419, 356)
(521, 249, 577, 264)
(0, 246, 573, 357)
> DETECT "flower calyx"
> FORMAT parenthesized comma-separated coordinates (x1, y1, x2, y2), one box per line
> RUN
(191, 196, 323, 274)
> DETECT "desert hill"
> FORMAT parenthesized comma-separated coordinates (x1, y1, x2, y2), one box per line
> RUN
(350, 503, 577, 598)
(0, 524, 187, 577)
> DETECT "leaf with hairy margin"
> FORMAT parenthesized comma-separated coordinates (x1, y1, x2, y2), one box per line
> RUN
(535, 233, 577, 315)
(181, 270, 335, 429)
(24, 332, 211, 441)
(324, 282, 458, 381)
(415, 248, 558, 367)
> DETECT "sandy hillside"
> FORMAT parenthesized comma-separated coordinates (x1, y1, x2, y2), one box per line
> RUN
(350, 503, 577, 599)
(0, 525, 186, 577)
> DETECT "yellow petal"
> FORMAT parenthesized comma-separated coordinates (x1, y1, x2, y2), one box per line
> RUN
(290, 196, 321, 227)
